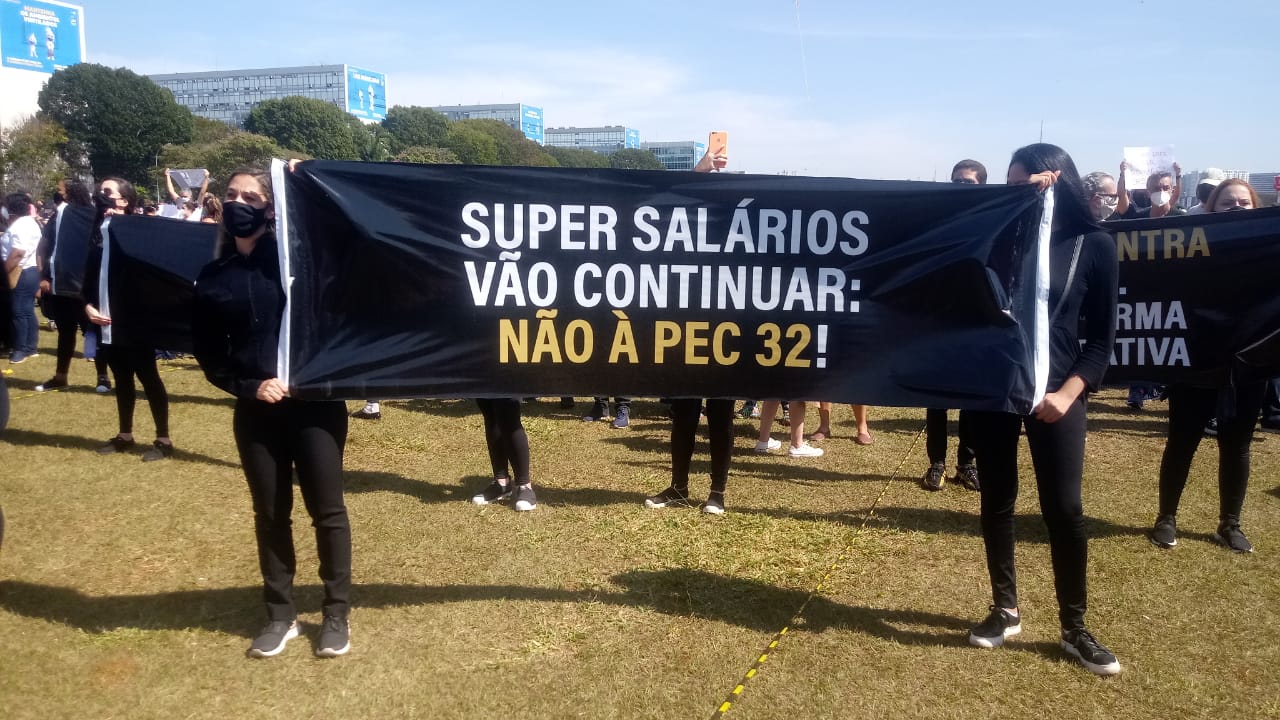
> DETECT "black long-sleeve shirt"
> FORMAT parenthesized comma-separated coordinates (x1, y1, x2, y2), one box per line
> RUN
(1046, 229, 1118, 393)
(191, 235, 285, 399)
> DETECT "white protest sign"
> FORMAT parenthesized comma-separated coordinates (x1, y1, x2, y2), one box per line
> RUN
(1123, 146, 1175, 187)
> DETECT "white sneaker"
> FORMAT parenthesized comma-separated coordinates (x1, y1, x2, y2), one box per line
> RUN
(753, 438, 782, 453)
(788, 442, 824, 458)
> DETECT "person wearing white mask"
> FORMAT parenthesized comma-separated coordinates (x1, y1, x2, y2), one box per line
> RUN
(1115, 161, 1184, 219)
(1081, 171, 1120, 222)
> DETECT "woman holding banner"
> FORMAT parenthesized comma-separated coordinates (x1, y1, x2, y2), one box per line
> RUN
(1150, 178, 1265, 554)
(192, 167, 353, 659)
(84, 178, 175, 462)
(965, 144, 1121, 676)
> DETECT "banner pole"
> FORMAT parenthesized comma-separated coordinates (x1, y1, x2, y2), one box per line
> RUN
(271, 158, 292, 389)
(1030, 187, 1054, 410)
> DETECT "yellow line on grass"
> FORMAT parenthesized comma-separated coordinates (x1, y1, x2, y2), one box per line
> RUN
(710, 424, 925, 719)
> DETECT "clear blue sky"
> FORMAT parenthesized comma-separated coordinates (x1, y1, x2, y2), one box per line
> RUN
(78, 0, 1280, 179)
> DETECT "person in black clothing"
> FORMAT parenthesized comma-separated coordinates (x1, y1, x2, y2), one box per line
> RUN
(965, 144, 1121, 676)
(35, 180, 95, 392)
(922, 159, 988, 492)
(192, 167, 353, 659)
(1150, 179, 1267, 554)
(644, 398, 735, 514)
(470, 398, 537, 511)
(83, 178, 173, 461)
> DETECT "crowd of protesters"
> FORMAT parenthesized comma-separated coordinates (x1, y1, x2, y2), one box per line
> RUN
(1, 144, 1277, 675)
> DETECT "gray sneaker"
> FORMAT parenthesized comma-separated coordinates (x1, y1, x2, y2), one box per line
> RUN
(248, 619, 299, 658)
(315, 615, 350, 658)
(1214, 522, 1253, 553)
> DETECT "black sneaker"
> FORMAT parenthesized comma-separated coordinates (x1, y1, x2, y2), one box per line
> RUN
(471, 479, 511, 505)
(96, 436, 135, 455)
(1061, 627, 1121, 676)
(247, 619, 299, 658)
(702, 491, 726, 515)
(1149, 513, 1177, 548)
(513, 483, 537, 511)
(95, 375, 112, 394)
(611, 406, 630, 429)
(954, 464, 981, 492)
(1213, 522, 1254, 553)
(35, 376, 68, 392)
(644, 486, 692, 509)
(921, 462, 946, 491)
(315, 615, 350, 658)
(141, 440, 174, 462)
(968, 606, 1021, 648)
(350, 406, 381, 420)
(583, 401, 608, 422)
(1204, 418, 1219, 437)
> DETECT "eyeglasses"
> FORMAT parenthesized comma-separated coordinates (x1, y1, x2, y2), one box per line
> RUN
(951, 177, 978, 185)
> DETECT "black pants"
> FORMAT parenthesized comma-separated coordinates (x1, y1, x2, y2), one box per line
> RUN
(476, 398, 531, 485)
(234, 397, 351, 621)
(925, 408, 974, 466)
(670, 398, 734, 492)
(1263, 378, 1280, 425)
(970, 397, 1088, 630)
(1158, 383, 1265, 523)
(47, 295, 85, 376)
(106, 344, 169, 437)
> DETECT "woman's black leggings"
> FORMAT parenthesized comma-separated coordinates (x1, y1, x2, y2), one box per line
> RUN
(969, 396, 1089, 631)
(1158, 382, 1265, 522)
(925, 408, 975, 465)
(106, 345, 168, 437)
(47, 295, 85, 376)
(670, 398, 734, 492)
(234, 397, 350, 621)
(477, 398, 530, 485)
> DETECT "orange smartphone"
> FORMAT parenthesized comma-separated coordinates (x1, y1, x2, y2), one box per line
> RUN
(708, 131, 728, 156)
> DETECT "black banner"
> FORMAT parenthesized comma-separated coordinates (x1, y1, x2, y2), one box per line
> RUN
(104, 215, 216, 352)
(280, 161, 1051, 412)
(1104, 206, 1280, 386)
(49, 205, 96, 298)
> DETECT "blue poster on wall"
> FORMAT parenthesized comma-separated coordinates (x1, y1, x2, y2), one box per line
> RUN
(345, 65, 386, 121)
(0, 0, 84, 74)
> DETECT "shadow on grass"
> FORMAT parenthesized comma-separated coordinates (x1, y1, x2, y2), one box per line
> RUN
(744, 504, 1155, 544)
(1268, 485, 1280, 501)
(0, 568, 973, 647)
(0, 427, 241, 468)
(345, 470, 648, 508)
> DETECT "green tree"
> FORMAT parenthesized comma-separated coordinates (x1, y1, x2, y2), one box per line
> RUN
(245, 96, 358, 160)
(37, 63, 193, 182)
(456, 119, 556, 167)
(1, 115, 70, 196)
(546, 146, 610, 169)
(346, 116, 391, 162)
(609, 148, 666, 171)
(155, 131, 301, 197)
(382, 106, 449, 154)
(191, 115, 235, 145)
(392, 146, 461, 165)
(443, 123, 499, 165)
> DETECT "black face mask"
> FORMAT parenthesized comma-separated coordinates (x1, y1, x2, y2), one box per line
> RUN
(223, 201, 269, 238)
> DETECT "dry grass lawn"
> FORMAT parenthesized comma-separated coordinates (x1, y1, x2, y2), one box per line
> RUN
(1, 332, 1278, 719)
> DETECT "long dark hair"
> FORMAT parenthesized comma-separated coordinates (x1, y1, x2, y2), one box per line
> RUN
(64, 180, 92, 207)
(100, 176, 139, 214)
(215, 167, 274, 259)
(1008, 143, 1097, 235)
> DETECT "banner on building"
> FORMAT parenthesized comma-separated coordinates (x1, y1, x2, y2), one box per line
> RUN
(0, 0, 85, 74)
(276, 160, 1052, 412)
(1104, 206, 1280, 386)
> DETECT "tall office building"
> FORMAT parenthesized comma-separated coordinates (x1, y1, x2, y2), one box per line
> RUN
(431, 103, 544, 144)
(150, 64, 388, 128)
(641, 141, 707, 172)
(544, 125, 639, 155)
